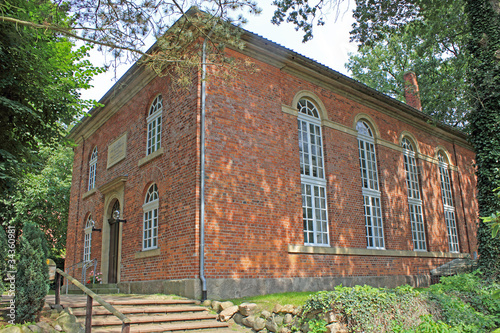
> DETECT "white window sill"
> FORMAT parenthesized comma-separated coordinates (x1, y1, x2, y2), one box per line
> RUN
(138, 147, 164, 167)
(134, 248, 161, 259)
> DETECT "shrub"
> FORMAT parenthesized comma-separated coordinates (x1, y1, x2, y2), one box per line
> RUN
(15, 223, 49, 323)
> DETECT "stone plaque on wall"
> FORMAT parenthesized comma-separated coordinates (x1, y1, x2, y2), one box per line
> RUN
(107, 133, 127, 168)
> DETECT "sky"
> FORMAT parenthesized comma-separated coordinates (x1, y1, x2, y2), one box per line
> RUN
(79, 2, 358, 103)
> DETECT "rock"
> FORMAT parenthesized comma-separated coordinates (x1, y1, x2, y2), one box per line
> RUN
(253, 317, 266, 331)
(272, 304, 283, 313)
(283, 313, 293, 325)
(220, 301, 234, 310)
(279, 327, 291, 333)
(239, 302, 258, 316)
(62, 322, 84, 333)
(301, 322, 310, 333)
(233, 313, 244, 325)
(324, 311, 342, 324)
(56, 312, 76, 326)
(293, 306, 302, 316)
(242, 315, 256, 328)
(0, 327, 22, 333)
(27, 325, 42, 333)
(53, 325, 62, 332)
(265, 317, 278, 332)
(50, 304, 63, 312)
(274, 315, 284, 326)
(326, 322, 348, 333)
(202, 299, 212, 307)
(282, 304, 295, 314)
(261, 310, 272, 319)
(36, 322, 52, 331)
(211, 301, 222, 312)
(218, 305, 239, 321)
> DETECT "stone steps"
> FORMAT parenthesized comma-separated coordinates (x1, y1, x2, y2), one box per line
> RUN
(49, 294, 230, 332)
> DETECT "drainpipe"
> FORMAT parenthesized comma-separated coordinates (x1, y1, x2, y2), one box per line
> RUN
(200, 26, 215, 301)
(452, 141, 472, 256)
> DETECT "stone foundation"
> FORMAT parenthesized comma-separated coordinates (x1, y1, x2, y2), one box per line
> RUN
(117, 275, 430, 300)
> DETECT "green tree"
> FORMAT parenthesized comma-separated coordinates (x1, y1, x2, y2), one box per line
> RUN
(466, 0, 500, 277)
(11, 145, 73, 257)
(346, 0, 469, 128)
(15, 222, 50, 323)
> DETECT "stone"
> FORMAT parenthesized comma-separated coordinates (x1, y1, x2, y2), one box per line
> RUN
(283, 314, 293, 325)
(301, 322, 310, 333)
(0, 327, 22, 333)
(36, 322, 53, 332)
(202, 299, 212, 307)
(62, 322, 84, 333)
(211, 301, 222, 312)
(27, 325, 42, 333)
(50, 304, 63, 312)
(239, 302, 258, 316)
(265, 317, 278, 332)
(293, 306, 302, 316)
(279, 327, 291, 333)
(261, 310, 272, 319)
(274, 315, 284, 326)
(218, 305, 239, 321)
(272, 304, 283, 314)
(233, 313, 244, 325)
(53, 325, 62, 332)
(220, 301, 234, 310)
(326, 322, 348, 333)
(242, 315, 256, 328)
(253, 317, 266, 331)
(282, 304, 295, 314)
(56, 312, 75, 326)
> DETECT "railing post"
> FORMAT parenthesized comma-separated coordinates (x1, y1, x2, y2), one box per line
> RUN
(55, 271, 61, 305)
(121, 323, 131, 333)
(85, 294, 92, 333)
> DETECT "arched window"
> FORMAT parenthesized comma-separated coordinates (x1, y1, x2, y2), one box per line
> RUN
(297, 99, 329, 246)
(147, 95, 163, 155)
(357, 120, 384, 249)
(84, 215, 93, 262)
(402, 138, 426, 251)
(88, 147, 98, 191)
(143, 184, 159, 250)
(438, 152, 459, 252)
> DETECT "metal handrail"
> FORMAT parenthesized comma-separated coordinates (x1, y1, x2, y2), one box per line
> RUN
(64, 259, 97, 294)
(55, 268, 131, 333)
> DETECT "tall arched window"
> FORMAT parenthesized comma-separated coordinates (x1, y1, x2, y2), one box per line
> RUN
(147, 95, 163, 155)
(83, 215, 93, 262)
(297, 99, 329, 246)
(402, 138, 426, 251)
(438, 152, 459, 252)
(88, 147, 98, 191)
(143, 184, 159, 250)
(357, 120, 384, 249)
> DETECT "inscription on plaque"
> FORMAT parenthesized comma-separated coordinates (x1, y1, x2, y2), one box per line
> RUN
(107, 133, 127, 168)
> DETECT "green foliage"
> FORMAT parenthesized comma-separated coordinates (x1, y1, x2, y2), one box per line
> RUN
(426, 272, 500, 331)
(346, 0, 470, 128)
(306, 319, 328, 333)
(15, 223, 49, 323)
(0, 227, 7, 293)
(394, 315, 459, 333)
(302, 284, 428, 332)
(466, 0, 500, 277)
(11, 145, 73, 256)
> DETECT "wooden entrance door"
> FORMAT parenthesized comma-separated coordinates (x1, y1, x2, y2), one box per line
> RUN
(108, 200, 120, 283)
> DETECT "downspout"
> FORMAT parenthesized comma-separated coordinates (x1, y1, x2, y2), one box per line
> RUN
(200, 27, 215, 301)
(452, 141, 472, 256)
(74, 136, 85, 268)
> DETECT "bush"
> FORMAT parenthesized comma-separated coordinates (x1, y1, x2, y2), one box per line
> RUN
(15, 223, 49, 323)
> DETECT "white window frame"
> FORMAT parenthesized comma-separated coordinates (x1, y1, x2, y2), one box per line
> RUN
(402, 138, 427, 251)
(357, 121, 385, 249)
(83, 215, 93, 262)
(147, 95, 163, 156)
(438, 153, 459, 253)
(143, 184, 159, 250)
(88, 147, 97, 191)
(297, 99, 329, 246)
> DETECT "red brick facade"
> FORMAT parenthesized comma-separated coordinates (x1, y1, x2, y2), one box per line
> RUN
(66, 30, 478, 299)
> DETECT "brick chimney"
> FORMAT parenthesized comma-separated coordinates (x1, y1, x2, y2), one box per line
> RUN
(403, 71, 422, 111)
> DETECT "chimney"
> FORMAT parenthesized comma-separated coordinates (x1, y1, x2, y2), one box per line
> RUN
(403, 71, 422, 111)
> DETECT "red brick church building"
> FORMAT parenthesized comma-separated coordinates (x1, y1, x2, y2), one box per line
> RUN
(66, 17, 478, 299)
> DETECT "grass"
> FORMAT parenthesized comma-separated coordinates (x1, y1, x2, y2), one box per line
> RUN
(226, 291, 313, 312)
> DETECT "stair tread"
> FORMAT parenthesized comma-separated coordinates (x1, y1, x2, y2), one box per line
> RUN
(91, 321, 229, 333)
(72, 305, 207, 316)
(84, 313, 219, 326)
